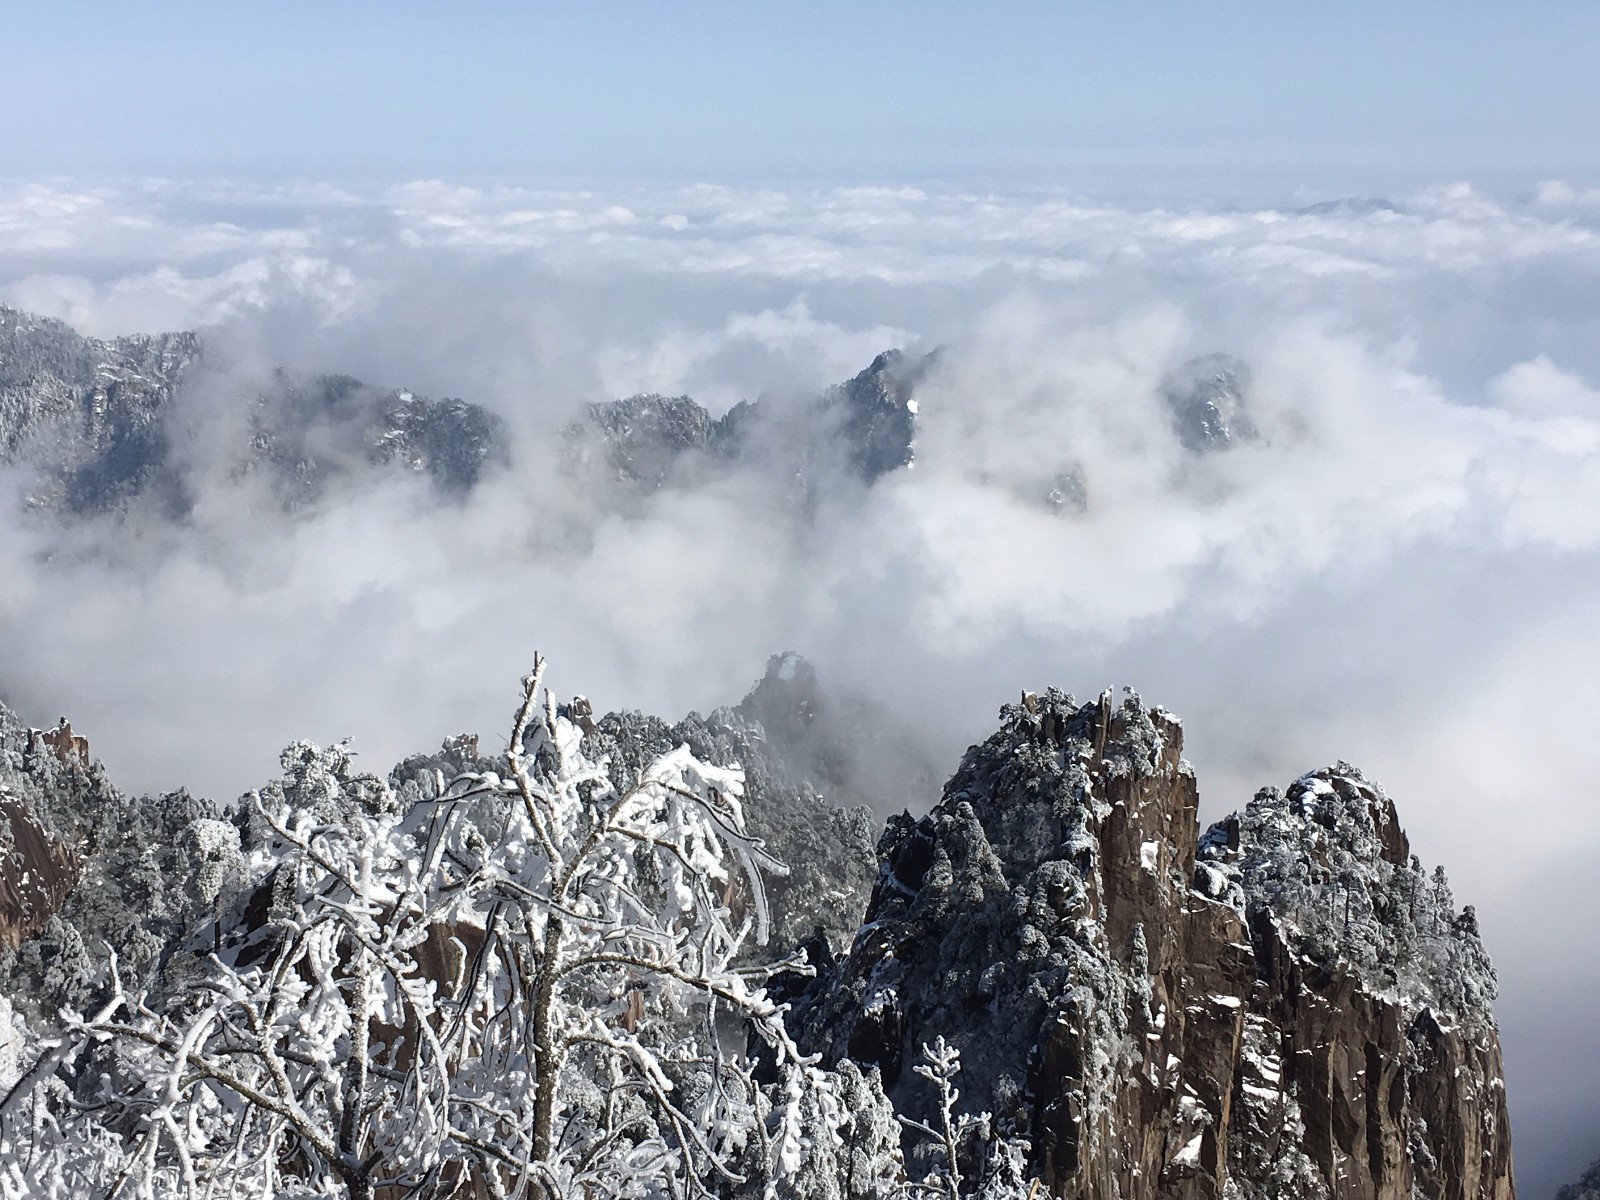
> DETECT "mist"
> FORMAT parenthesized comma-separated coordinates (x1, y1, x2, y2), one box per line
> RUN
(2, 177, 1599, 1195)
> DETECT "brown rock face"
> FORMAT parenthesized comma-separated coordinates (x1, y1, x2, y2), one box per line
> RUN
(1024, 701, 1255, 1200)
(1203, 764, 1514, 1200)
(1230, 927, 1513, 1200)
(0, 792, 80, 949)
(796, 690, 1515, 1200)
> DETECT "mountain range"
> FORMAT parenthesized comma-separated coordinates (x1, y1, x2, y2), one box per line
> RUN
(0, 304, 1261, 527)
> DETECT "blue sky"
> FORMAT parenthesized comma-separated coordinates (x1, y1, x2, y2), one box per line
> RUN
(4, 2, 1599, 192)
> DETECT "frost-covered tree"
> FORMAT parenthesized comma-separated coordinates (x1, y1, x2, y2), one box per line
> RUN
(895, 1040, 1032, 1200)
(3, 657, 837, 1199)
(900, 1038, 974, 1200)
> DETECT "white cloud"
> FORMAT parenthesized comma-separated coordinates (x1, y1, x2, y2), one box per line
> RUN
(597, 298, 912, 408)
(1490, 354, 1600, 417)
(1533, 179, 1600, 212)
(2, 176, 1600, 1164)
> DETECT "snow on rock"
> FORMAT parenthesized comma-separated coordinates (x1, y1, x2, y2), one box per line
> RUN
(0, 699, 237, 1019)
(0, 304, 198, 513)
(583, 671, 884, 960)
(1197, 764, 1512, 1199)
(795, 687, 1256, 1197)
(1163, 352, 1258, 453)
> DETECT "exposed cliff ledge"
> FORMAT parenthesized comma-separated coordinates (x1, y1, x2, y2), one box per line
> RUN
(795, 687, 1515, 1200)
(0, 701, 231, 1021)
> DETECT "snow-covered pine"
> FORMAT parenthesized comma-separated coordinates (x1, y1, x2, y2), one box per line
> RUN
(0, 657, 838, 1199)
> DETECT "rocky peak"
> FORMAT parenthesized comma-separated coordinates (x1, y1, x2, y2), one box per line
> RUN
(732, 651, 943, 817)
(566, 349, 935, 506)
(1164, 353, 1257, 452)
(0, 304, 200, 512)
(566, 391, 715, 490)
(0, 309, 946, 534)
(0, 649, 1522, 1199)
(244, 371, 507, 505)
(0, 305, 506, 515)
(1197, 763, 1497, 1029)
(582, 698, 880, 960)
(569, 653, 935, 960)
(796, 687, 1234, 1193)
(824, 348, 924, 484)
(795, 688, 1515, 1199)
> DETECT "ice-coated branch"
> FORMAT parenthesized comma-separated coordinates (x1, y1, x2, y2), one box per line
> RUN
(902, 1037, 976, 1200)
(0, 656, 842, 1200)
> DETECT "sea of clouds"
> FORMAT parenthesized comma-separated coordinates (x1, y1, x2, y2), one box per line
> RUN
(2, 176, 1598, 1193)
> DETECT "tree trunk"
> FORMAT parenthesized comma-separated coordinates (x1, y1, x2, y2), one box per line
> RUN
(531, 917, 566, 1165)
(342, 1166, 373, 1200)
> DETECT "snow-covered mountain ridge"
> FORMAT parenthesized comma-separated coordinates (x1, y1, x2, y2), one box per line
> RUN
(0, 659, 1516, 1197)
(2, 304, 1264, 531)
(0, 305, 199, 513)
(0, 304, 940, 520)
(0, 304, 507, 513)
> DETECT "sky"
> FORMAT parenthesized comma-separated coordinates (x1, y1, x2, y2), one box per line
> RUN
(4, 3, 1600, 190)
(2, 6, 1600, 1198)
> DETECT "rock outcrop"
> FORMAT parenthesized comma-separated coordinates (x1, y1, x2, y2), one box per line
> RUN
(567, 348, 934, 503)
(0, 793, 79, 950)
(0, 661, 1520, 1199)
(1164, 353, 1257, 452)
(0, 699, 236, 1019)
(0, 304, 199, 512)
(0, 305, 506, 514)
(734, 651, 943, 818)
(242, 371, 506, 505)
(821, 347, 924, 484)
(567, 391, 719, 492)
(1, 305, 935, 522)
(1199, 769, 1511, 1200)
(582, 666, 885, 960)
(795, 688, 1515, 1200)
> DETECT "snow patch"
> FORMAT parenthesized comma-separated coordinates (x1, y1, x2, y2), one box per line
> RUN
(1172, 1132, 1204, 1168)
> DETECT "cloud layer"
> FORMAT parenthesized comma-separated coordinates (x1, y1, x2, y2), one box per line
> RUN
(3, 177, 1599, 1195)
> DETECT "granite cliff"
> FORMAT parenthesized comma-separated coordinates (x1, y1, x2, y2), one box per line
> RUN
(794, 687, 1515, 1199)
(0, 305, 199, 513)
